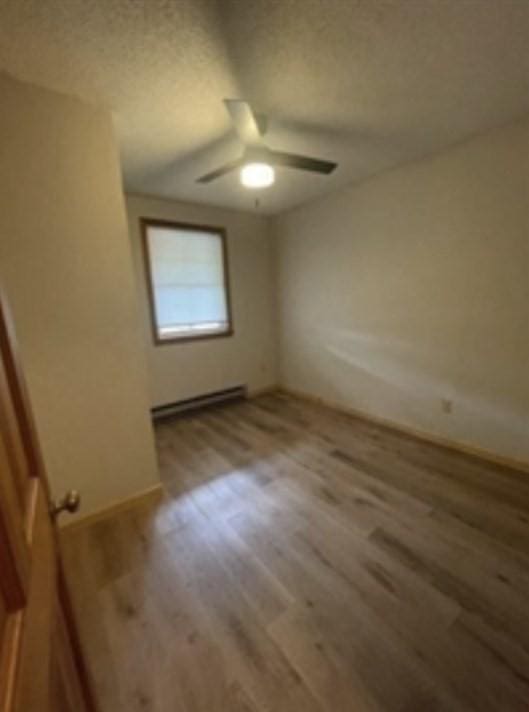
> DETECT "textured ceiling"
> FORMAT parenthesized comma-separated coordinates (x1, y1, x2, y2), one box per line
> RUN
(0, 0, 528, 215)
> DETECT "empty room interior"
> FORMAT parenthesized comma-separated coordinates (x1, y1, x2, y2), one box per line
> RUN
(0, 1, 528, 710)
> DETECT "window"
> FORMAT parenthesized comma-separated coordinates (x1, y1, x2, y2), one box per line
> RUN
(141, 219, 233, 344)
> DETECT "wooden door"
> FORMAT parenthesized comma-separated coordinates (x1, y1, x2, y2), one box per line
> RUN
(0, 289, 98, 712)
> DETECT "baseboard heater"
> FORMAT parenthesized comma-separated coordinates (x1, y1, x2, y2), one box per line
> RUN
(151, 384, 247, 420)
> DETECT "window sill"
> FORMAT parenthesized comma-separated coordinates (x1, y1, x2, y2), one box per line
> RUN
(153, 328, 234, 346)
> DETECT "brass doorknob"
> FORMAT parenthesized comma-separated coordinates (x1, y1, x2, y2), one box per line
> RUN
(50, 490, 81, 519)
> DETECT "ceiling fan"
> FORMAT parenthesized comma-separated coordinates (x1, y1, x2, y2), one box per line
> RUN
(196, 99, 337, 188)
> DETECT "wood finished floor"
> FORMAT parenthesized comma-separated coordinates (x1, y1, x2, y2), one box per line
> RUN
(61, 392, 529, 712)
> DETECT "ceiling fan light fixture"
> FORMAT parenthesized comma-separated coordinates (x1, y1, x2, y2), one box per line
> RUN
(240, 162, 275, 189)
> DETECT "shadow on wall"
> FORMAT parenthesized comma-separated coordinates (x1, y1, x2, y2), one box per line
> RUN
(323, 327, 528, 454)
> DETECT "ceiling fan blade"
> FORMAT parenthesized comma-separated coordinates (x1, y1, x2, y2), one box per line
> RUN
(224, 99, 265, 147)
(269, 150, 337, 174)
(196, 157, 244, 183)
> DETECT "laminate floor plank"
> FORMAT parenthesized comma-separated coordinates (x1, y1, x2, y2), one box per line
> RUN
(266, 392, 529, 512)
(246, 398, 529, 555)
(61, 393, 529, 711)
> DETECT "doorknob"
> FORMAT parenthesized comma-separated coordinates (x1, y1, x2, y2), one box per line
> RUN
(50, 490, 81, 519)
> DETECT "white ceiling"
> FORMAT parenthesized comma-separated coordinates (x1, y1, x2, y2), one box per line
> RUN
(0, 0, 528, 215)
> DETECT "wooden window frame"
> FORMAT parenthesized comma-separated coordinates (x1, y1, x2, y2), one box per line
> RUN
(140, 217, 234, 346)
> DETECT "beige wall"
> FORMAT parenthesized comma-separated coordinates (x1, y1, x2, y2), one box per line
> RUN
(0, 73, 159, 515)
(275, 118, 529, 464)
(126, 194, 277, 407)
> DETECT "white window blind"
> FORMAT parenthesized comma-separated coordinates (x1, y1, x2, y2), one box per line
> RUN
(144, 223, 231, 341)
